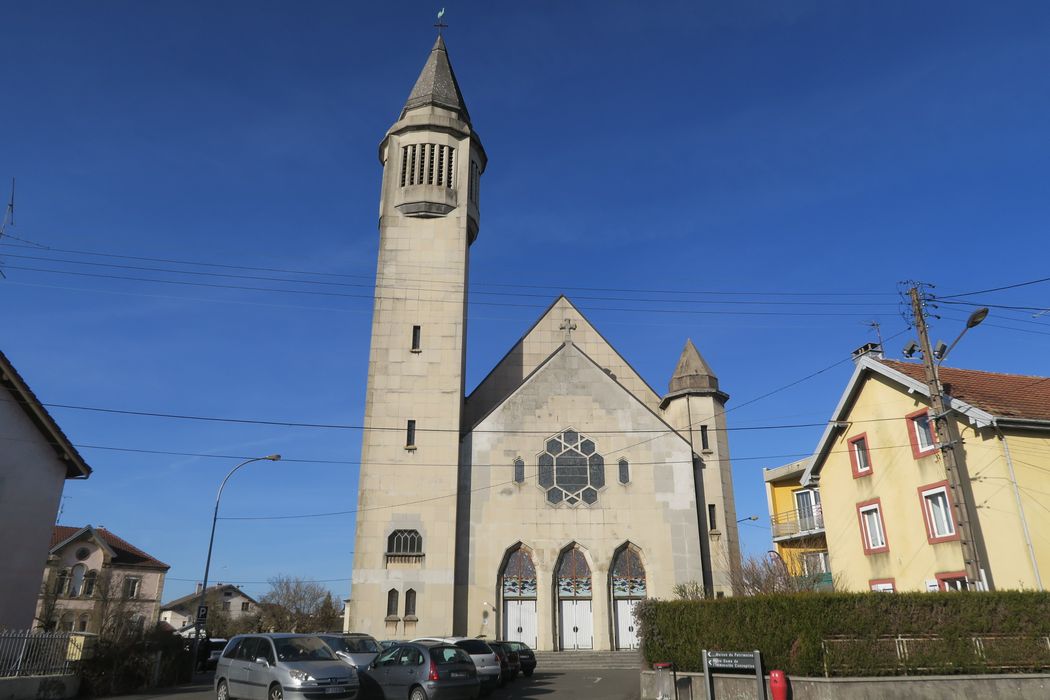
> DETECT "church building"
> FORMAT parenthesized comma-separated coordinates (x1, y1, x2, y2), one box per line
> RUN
(349, 36, 742, 651)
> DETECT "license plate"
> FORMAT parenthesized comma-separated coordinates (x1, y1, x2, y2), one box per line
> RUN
(450, 671, 466, 678)
(325, 687, 343, 694)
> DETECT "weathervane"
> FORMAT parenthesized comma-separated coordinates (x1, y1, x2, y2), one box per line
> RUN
(434, 7, 447, 35)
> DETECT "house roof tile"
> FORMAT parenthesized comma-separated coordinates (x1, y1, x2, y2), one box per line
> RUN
(881, 360, 1050, 422)
(51, 525, 169, 570)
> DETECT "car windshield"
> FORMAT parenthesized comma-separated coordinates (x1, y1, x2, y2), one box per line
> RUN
(456, 640, 493, 655)
(345, 638, 379, 653)
(274, 637, 335, 662)
(319, 637, 349, 654)
(431, 646, 472, 665)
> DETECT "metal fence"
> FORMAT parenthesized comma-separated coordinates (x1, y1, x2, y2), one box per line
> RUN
(0, 630, 91, 678)
(822, 634, 1050, 676)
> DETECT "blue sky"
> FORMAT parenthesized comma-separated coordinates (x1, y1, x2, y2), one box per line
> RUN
(3, 1, 1049, 603)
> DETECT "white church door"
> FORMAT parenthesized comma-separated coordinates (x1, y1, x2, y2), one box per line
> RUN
(557, 547, 593, 650)
(504, 600, 538, 648)
(500, 547, 538, 648)
(611, 546, 646, 650)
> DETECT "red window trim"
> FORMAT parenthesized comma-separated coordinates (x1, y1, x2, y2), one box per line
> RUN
(935, 570, 968, 591)
(869, 578, 896, 592)
(848, 433, 873, 478)
(905, 408, 938, 460)
(917, 480, 960, 545)
(856, 498, 889, 555)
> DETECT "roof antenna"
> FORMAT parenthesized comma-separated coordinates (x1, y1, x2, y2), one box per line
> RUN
(865, 319, 884, 348)
(434, 7, 447, 35)
(0, 178, 13, 279)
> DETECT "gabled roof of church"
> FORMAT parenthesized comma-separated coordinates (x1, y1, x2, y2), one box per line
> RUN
(401, 35, 471, 124)
(468, 338, 691, 451)
(463, 296, 664, 431)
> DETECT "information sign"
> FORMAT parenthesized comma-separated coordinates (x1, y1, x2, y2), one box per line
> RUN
(701, 649, 765, 700)
(196, 605, 208, 622)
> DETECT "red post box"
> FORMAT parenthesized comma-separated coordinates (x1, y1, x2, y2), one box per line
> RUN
(769, 669, 788, 700)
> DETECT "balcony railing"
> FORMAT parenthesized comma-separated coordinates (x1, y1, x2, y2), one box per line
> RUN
(771, 506, 825, 539)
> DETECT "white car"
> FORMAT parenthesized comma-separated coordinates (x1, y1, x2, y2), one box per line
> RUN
(410, 637, 501, 694)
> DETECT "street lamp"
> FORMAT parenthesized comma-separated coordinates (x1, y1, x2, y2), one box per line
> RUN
(737, 515, 759, 523)
(191, 454, 281, 671)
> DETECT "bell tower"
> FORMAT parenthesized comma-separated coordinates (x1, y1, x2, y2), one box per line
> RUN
(350, 36, 486, 637)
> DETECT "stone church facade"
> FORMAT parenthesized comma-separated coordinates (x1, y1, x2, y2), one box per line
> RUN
(349, 36, 742, 651)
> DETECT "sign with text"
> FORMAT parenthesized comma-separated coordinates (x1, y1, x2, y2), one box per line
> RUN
(702, 650, 765, 700)
(196, 605, 208, 622)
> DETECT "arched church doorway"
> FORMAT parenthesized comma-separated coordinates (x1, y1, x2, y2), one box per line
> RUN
(556, 546, 593, 650)
(499, 546, 538, 648)
(611, 545, 647, 649)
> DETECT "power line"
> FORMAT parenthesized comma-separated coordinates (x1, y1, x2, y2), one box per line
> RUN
(0, 239, 898, 298)
(935, 276, 1050, 300)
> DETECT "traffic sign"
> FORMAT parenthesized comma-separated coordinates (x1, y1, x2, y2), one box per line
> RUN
(197, 605, 208, 622)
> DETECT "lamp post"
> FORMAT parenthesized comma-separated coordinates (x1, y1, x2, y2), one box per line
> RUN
(908, 287, 989, 590)
(737, 515, 759, 523)
(191, 454, 281, 671)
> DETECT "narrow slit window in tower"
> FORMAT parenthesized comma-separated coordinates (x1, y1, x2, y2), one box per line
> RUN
(408, 145, 417, 185)
(427, 144, 435, 184)
(405, 589, 417, 617)
(446, 148, 455, 188)
(436, 147, 445, 186)
(700, 425, 710, 450)
(400, 146, 408, 187)
(618, 458, 630, 484)
(406, 420, 416, 448)
(411, 325, 421, 352)
(386, 589, 399, 617)
(513, 458, 525, 483)
(708, 504, 717, 530)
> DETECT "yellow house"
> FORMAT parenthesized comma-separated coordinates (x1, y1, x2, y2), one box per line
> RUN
(801, 345, 1050, 593)
(763, 460, 831, 587)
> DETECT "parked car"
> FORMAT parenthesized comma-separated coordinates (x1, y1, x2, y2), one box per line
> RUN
(410, 637, 500, 694)
(365, 640, 479, 700)
(486, 642, 519, 683)
(202, 638, 229, 671)
(501, 642, 535, 677)
(318, 633, 382, 669)
(215, 633, 359, 700)
(378, 640, 407, 651)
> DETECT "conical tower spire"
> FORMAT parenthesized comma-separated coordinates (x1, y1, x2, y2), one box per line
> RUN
(669, 339, 720, 394)
(400, 35, 471, 124)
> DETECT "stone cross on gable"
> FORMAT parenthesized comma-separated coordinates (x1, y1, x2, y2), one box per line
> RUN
(560, 318, 577, 343)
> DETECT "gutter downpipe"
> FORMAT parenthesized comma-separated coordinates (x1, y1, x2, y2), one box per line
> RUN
(995, 422, 1043, 591)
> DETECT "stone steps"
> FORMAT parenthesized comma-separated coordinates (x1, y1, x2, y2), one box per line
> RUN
(532, 650, 643, 670)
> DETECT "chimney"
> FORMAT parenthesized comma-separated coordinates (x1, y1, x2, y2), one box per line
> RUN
(852, 342, 883, 364)
(196, 582, 204, 595)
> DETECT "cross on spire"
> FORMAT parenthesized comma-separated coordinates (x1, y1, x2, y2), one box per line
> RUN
(434, 7, 447, 35)
(560, 318, 577, 344)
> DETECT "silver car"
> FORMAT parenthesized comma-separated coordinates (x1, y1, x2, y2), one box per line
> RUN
(317, 633, 381, 669)
(216, 634, 360, 700)
(410, 638, 500, 694)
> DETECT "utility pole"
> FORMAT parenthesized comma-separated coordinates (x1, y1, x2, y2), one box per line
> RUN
(909, 286, 985, 589)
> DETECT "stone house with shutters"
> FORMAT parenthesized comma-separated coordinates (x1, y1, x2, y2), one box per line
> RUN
(348, 36, 743, 651)
(36, 525, 169, 635)
(161, 584, 259, 635)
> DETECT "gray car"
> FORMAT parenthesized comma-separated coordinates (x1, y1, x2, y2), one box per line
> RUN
(215, 634, 359, 700)
(317, 634, 381, 669)
(410, 638, 500, 694)
(366, 641, 478, 700)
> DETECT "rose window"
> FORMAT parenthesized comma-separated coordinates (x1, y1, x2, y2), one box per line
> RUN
(538, 429, 605, 506)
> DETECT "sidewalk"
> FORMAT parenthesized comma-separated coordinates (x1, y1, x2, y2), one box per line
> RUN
(106, 673, 212, 700)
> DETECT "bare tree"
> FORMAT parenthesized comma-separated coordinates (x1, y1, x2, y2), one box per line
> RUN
(259, 576, 341, 632)
(675, 551, 835, 599)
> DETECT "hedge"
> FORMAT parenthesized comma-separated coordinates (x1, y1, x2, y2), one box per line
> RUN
(636, 592, 1050, 677)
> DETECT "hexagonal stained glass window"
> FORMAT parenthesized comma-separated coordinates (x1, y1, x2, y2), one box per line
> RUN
(540, 429, 605, 507)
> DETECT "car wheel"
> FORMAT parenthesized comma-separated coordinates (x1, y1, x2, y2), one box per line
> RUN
(216, 680, 231, 700)
(409, 686, 426, 700)
(269, 684, 283, 700)
(523, 670, 533, 677)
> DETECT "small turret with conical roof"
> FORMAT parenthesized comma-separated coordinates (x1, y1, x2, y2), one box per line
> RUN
(659, 339, 741, 597)
(400, 36, 471, 124)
